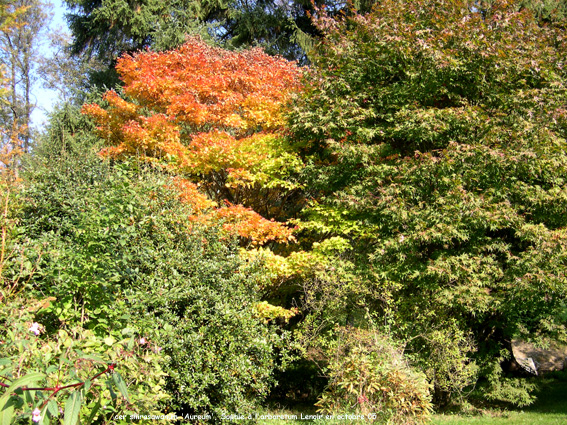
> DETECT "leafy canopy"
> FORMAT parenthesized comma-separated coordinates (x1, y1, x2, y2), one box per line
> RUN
(83, 37, 302, 246)
(289, 0, 567, 405)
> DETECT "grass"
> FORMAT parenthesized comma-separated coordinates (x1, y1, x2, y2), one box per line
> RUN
(433, 381, 567, 425)
(258, 380, 567, 424)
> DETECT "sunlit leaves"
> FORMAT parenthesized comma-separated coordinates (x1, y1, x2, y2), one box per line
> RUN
(115, 38, 301, 131)
(83, 37, 302, 245)
(289, 0, 567, 406)
(211, 203, 294, 245)
(292, 0, 567, 151)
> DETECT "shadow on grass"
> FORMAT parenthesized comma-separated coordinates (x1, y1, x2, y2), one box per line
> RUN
(434, 378, 567, 425)
(524, 380, 567, 415)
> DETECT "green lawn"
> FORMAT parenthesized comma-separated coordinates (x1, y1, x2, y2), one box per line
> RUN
(434, 381, 567, 425)
(433, 413, 567, 425)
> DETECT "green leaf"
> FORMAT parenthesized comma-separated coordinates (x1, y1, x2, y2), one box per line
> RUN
(40, 404, 50, 425)
(112, 372, 130, 402)
(0, 395, 16, 425)
(23, 389, 36, 404)
(103, 336, 115, 346)
(78, 354, 105, 363)
(63, 391, 82, 425)
(106, 379, 117, 401)
(0, 359, 10, 367)
(47, 399, 59, 417)
(9, 372, 46, 391)
(0, 367, 12, 377)
(5, 372, 45, 392)
(84, 398, 101, 425)
(45, 365, 59, 375)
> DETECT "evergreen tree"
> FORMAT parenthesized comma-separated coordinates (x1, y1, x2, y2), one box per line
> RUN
(63, 0, 367, 88)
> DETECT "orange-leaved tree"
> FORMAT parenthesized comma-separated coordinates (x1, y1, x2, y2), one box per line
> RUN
(83, 37, 303, 246)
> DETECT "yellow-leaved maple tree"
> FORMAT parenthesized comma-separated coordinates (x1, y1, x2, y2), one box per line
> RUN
(83, 37, 302, 246)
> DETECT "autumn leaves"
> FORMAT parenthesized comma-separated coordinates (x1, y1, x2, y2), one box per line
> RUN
(83, 37, 301, 246)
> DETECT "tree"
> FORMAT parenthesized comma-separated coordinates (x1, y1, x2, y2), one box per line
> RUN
(65, 0, 202, 58)
(38, 31, 106, 105)
(64, 0, 320, 60)
(63, 0, 368, 88)
(0, 0, 29, 176)
(289, 0, 567, 406)
(0, 0, 51, 154)
(83, 37, 302, 246)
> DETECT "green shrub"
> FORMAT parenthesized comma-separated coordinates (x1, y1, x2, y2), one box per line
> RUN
(8, 127, 290, 421)
(314, 327, 432, 424)
(0, 295, 169, 424)
(475, 361, 537, 408)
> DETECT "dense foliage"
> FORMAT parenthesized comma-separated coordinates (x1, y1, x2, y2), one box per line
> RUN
(0, 108, 291, 422)
(64, 0, 356, 63)
(4, 0, 567, 423)
(289, 0, 567, 406)
(83, 37, 302, 244)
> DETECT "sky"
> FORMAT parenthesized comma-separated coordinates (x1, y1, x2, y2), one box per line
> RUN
(31, 0, 70, 128)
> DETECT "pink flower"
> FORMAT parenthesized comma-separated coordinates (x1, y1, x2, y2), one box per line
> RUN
(139, 337, 147, 345)
(32, 408, 41, 422)
(29, 323, 41, 336)
(358, 394, 368, 404)
(153, 346, 162, 353)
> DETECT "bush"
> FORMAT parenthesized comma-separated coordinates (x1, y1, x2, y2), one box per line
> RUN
(314, 327, 432, 424)
(7, 126, 290, 421)
(0, 296, 169, 424)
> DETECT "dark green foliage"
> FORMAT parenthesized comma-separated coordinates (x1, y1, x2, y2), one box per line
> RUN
(64, 0, 207, 88)
(289, 0, 567, 406)
(64, 0, 321, 61)
(269, 358, 328, 402)
(65, 0, 199, 58)
(133, 268, 286, 417)
(63, 0, 367, 89)
(13, 113, 288, 420)
(520, 0, 567, 23)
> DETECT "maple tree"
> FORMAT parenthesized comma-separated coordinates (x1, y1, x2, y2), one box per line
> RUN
(288, 0, 567, 408)
(83, 37, 302, 246)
